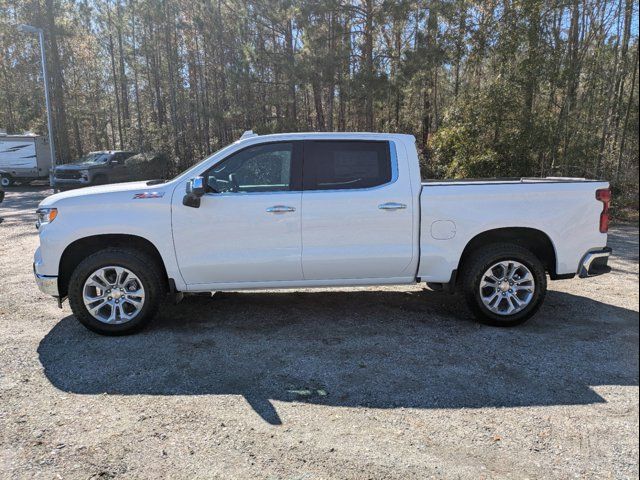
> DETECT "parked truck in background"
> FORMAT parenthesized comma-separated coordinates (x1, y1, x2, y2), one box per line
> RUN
(52, 150, 137, 189)
(33, 132, 612, 335)
(0, 133, 52, 187)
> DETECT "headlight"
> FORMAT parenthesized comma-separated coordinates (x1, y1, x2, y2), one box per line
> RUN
(79, 169, 90, 181)
(36, 207, 58, 228)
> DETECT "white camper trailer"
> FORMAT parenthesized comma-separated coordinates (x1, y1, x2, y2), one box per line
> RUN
(0, 134, 52, 187)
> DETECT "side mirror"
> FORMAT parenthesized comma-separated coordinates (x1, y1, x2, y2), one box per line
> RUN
(183, 176, 205, 208)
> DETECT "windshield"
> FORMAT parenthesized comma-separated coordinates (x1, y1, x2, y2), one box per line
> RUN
(171, 142, 241, 182)
(77, 153, 111, 164)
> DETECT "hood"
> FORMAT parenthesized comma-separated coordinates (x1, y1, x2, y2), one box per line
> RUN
(39, 181, 170, 207)
(55, 163, 104, 171)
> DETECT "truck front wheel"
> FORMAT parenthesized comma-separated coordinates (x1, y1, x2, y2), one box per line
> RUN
(92, 174, 108, 185)
(462, 244, 547, 327)
(67, 248, 165, 335)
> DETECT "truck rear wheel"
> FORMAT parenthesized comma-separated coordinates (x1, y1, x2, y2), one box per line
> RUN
(462, 244, 547, 327)
(0, 175, 13, 187)
(67, 248, 165, 335)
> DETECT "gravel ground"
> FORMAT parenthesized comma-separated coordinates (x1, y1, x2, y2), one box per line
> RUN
(0, 186, 638, 479)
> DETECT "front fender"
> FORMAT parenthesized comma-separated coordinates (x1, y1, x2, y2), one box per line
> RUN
(35, 184, 185, 290)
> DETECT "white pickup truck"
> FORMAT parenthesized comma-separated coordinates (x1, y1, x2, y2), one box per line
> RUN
(33, 132, 612, 335)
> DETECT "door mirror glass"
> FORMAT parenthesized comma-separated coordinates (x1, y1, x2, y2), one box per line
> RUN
(183, 176, 205, 208)
(186, 176, 205, 197)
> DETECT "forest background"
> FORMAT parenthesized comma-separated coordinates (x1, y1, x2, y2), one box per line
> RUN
(1, 0, 638, 215)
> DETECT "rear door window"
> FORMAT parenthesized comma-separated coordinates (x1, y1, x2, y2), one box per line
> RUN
(303, 141, 392, 190)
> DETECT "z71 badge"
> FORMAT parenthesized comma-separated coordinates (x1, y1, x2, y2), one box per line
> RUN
(133, 192, 165, 199)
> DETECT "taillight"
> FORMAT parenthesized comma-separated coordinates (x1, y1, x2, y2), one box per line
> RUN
(596, 188, 611, 233)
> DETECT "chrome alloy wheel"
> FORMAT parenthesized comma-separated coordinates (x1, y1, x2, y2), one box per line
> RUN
(479, 261, 536, 316)
(82, 266, 146, 324)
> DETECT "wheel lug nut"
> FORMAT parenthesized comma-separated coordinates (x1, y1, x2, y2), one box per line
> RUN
(108, 297, 112, 300)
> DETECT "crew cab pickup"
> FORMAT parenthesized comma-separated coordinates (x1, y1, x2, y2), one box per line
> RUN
(53, 150, 137, 189)
(33, 132, 612, 335)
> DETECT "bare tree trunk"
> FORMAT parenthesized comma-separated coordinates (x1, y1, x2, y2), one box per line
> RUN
(560, 0, 583, 171)
(611, 0, 634, 149)
(45, 0, 70, 160)
(616, 45, 638, 182)
(106, 6, 124, 148)
(363, 0, 374, 130)
(130, 0, 143, 149)
(116, 0, 130, 126)
(521, 0, 541, 175)
(453, 0, 466, 98)
(421, 1, 438, 158)
(337, 13, 349, 131)
(285, 18, 297, 129)
(393, 22, 402, 128)
(73, 116, 82, 155)
(312, 79, 325, 131)
(163, 2, 180, 158)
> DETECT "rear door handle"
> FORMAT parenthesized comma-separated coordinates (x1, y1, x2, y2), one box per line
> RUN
(378, 202, 407, 210)
(266, 205, 296, 213)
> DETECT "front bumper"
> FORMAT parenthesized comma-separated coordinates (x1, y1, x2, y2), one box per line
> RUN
(33, 263, 59, 296)
(52, 177, 90, 189)
(578, 247, 612, 278)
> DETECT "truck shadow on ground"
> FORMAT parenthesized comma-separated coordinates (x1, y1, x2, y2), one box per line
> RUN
(38, 289, 639, 425)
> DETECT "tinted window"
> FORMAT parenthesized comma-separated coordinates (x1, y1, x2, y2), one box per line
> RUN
(112, 152, 130, 164)
(77, 153, 110, 164)
(205, 143, 293, 193)
(304, 141, 392, 190)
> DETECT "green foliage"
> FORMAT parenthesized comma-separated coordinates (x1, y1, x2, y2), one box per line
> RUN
(0, 0, 637, 203)
(124, 152, 170, 180)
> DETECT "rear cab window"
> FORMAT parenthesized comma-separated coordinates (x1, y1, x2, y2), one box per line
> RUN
(113, 152, 135, 164)
(303, 141, 392, 191)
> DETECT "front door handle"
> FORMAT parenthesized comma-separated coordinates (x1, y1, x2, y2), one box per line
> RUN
(378, 202, 407, 210)
(266, 205, 296, 213)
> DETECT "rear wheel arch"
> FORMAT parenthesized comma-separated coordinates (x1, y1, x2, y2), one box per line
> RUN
(58, 234, 169, 297)
(456, 227, 558, 283)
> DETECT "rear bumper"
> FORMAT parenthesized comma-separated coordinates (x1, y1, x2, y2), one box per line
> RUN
(578, 247, 612, 278)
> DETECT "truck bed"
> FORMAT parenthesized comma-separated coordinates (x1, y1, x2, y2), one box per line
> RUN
(417, 178, 609, 282)
(423, 177, 603, 186)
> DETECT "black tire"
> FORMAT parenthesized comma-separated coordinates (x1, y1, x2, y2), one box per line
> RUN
(461, 243, 547, 327)
(68, 248, 165, 335)
(0, 175, 13, 187)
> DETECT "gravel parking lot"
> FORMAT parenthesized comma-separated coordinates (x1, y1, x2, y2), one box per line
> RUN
(0, 187, 638, 479)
